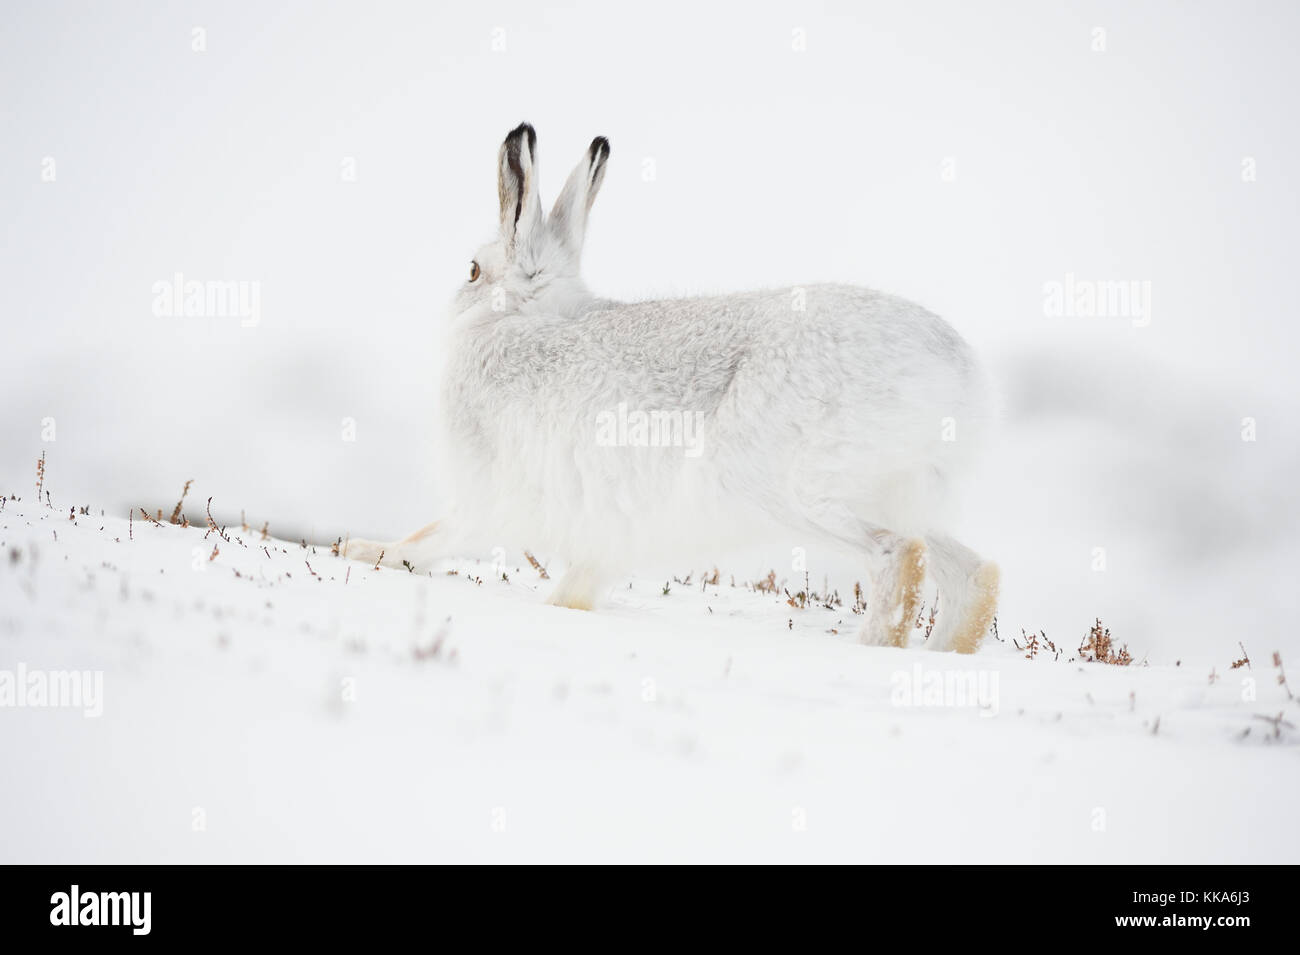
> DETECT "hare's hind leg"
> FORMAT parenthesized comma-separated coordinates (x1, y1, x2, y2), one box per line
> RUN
(861, 532, 927, 648)
(339, 520, 443, 571)
(784, 498, 923, 648)
(545, 562, 608, 611)
(924, 534, 999, 654)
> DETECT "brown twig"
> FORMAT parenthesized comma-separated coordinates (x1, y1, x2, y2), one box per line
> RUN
(1274, 652, 1294, 700)
(205, 497, 231, 542)
(524, 550, 550, 579)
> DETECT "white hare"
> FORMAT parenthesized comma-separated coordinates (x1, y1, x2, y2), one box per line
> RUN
(343, 123, 999, 653)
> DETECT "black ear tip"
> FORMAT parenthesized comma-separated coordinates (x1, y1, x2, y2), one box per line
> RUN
(590, 136, 610, 161)
(508, 122, 537, 152)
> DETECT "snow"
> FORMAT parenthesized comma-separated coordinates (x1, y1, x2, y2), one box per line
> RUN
(2, 486, 1295, 863)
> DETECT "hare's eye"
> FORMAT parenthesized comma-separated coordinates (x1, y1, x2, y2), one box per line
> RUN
(469, 261, 481, 282)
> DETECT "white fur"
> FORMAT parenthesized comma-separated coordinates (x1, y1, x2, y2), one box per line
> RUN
(344, 124, 999, 652)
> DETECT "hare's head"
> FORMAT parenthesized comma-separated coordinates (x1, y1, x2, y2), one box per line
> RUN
(452, 123, 610, 322)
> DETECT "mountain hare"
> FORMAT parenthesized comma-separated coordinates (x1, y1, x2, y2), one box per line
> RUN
(343, 123, 999, 653)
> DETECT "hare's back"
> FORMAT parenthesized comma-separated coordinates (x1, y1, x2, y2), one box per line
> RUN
(565, 285, 980, 408)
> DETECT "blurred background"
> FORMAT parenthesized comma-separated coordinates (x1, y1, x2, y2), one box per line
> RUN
(2, 0, 1297, 662)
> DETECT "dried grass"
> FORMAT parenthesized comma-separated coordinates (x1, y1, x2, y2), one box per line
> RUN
(1077, 618, 1131, 666)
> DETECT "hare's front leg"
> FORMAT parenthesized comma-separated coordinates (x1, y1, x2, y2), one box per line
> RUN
(545, 562, 609, 611)
(860, 534, 927, 649)
(339, 520, 445, 571)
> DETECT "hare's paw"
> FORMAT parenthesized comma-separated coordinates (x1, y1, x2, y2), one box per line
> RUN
(861, 616, 900, 647)
(546, 591, 595, 611)
(545, 564, 605, 611)
(860, 538, 925, 648)
(892, 539, 926, 646)
(945, 562, 999, 655)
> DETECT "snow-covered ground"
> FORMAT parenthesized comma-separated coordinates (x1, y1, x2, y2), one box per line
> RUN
(2, 471, 1296, 863)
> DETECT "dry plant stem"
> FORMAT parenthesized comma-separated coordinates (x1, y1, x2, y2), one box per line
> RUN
(1274, 652, 1294, 700)
(169, 480, 193, 524)
(524, 551, 550, 579)
(205, 497, 231, 542)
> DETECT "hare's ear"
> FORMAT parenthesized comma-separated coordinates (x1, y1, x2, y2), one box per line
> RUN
(498, 122, 543, 255)
(548, 136, 610, 253)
